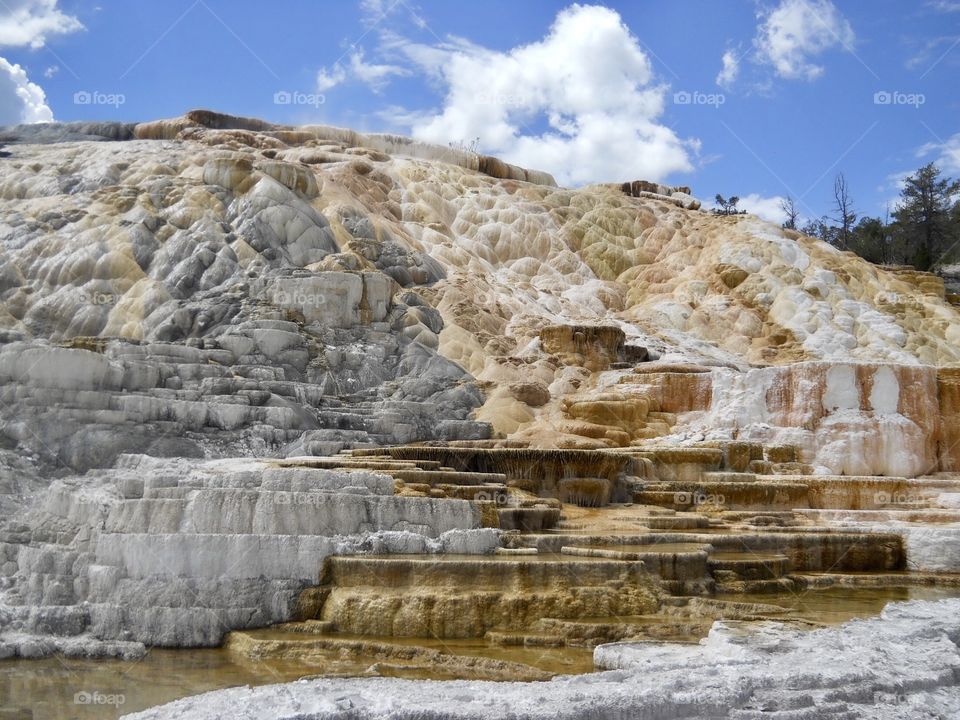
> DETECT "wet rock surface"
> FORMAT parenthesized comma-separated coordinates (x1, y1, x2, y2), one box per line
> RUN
(125, 598, 960, 720)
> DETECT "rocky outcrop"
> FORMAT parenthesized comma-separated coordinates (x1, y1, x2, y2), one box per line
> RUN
(3, 110, 960, 463)
(0, 113, 498, 470)
(5, 110, 960, 716)
(619, 179, 701, 210)
(693, 361, 941, 477)
(539, 324, 626, 371)
(0, 327, 487, 473)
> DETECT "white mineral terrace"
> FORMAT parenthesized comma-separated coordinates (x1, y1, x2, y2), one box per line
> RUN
(2, 112, 960, 719)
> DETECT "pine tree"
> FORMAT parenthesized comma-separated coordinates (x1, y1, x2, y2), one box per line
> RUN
(714, 194, 741, 216)
(892, 163, 960, 270)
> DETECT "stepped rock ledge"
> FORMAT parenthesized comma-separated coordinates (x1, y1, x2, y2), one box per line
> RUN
(2, 110, 960, 719)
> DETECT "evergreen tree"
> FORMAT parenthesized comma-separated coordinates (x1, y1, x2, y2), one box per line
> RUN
(848, 216, 890, 265)
(892, 163, 960, 270)
(713, 194, 741, 216)
(800, 216, 833, 244)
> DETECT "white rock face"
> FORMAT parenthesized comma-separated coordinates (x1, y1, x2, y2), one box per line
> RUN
(687, 361, 940, 476)
(901, 526, 960, 571)
(122, 598, 960, 720)
(0, 455, 496, 652)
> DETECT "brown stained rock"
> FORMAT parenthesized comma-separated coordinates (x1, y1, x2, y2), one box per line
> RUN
(540, 324, 625, 371)
(558, 477, 612, 507)
(716, 263, 749, 289)
(508, 381, 551, 407)
(937, 367, 960, 471)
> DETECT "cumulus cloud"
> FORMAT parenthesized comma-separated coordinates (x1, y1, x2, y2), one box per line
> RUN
(716, 50, 740, 88)
(393, 4, 695, 186)
(317, 47, 410, 93)
(0, 57, 53, 123)
(0, 0, 82, 49)
(0, 2, 83, 124)
(754, 0, 854, 80)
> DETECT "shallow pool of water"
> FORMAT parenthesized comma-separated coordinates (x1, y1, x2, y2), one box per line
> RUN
(4, 585, 960, 719)
(717, 584, 960, 625)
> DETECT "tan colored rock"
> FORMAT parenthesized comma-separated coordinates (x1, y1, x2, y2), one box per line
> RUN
(540, 325, 625, 371)
(508, 381, 551, 407)
(938, 368, 960, 471)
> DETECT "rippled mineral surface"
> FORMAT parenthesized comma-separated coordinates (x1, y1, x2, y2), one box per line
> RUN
(3, 111, 960, 719)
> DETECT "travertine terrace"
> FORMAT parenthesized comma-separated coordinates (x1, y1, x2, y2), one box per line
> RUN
(3, 110, 960, 718)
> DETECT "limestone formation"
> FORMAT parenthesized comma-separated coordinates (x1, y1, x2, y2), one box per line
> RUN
(2, 110, 960, 717)
(0, 455, 498, 655)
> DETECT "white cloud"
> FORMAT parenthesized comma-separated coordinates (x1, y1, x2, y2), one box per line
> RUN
(918, 132, 960, 175)
(316, 64, 347, 92)
(347, 48, 409, 91)
(43, 64, 58, 78)
(0, 0, 82, 49)
(0, 57, 53, 123)
(316, 47, 409, 93)
(716, 50, 740, 88)
(0, 2, 82, 124)
(711, 193, 789, 224)
(754, 0, 854, 81)
(395, 4, 696, 186)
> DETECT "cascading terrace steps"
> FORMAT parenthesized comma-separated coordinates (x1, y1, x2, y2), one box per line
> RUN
(5, 109, 960, 716)
(0, 305, 496, 473)
(6, 386, 960, 691)
(5, 426, 960, 686)
(294, 553, 662, 639)
(0, 454, 506, 654)
(6, 438, 942, 662)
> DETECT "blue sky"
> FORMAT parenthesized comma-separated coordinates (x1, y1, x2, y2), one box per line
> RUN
(0, 0, 958, 224)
